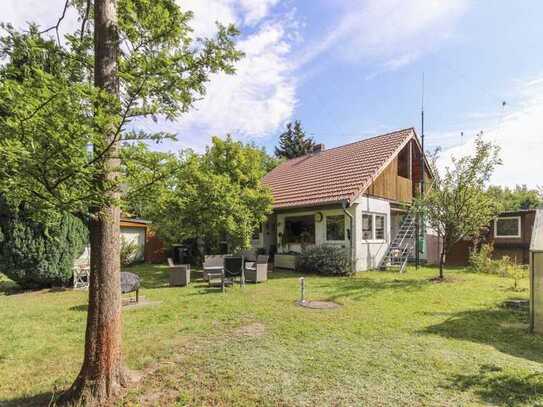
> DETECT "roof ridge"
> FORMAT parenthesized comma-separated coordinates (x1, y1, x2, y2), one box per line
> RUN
(264, 127, 418, 209)
(274, 127, 415, 165)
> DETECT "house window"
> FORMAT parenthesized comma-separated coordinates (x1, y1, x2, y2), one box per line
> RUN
(495, 217, 521, 238)
(362, 214, 373, 240)
(326, 215, 345, 241)
(285, 215, 315, 244)
(375, 215, 386, 240)
(362, 213, 387, 241)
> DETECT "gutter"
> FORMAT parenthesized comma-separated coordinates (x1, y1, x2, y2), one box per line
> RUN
(342, 200, 355, 271)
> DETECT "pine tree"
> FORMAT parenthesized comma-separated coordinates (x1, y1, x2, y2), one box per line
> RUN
(274, 121, 316, 159)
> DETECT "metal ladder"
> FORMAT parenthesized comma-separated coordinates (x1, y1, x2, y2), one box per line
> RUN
(378, 211, 417, 273)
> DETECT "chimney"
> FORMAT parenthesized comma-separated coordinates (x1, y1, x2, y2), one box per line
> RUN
(312, 143, 325, 153)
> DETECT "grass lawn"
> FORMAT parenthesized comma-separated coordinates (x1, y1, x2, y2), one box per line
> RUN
(1, 265, 542, 406)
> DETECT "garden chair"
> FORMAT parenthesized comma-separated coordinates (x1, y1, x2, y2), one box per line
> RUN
(167, 258, 190, 287)
(221, 256, 245, 292)
(245, 255, 269, 283)
(203, 254, 226, 281)
(73, 263, 90, 289)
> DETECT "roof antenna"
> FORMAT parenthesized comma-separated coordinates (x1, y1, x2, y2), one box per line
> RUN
(420, 72, 425, 196)
(416, 72, 425, 270)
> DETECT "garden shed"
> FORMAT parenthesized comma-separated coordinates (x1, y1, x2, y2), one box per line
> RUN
(530, 209, 543, 333)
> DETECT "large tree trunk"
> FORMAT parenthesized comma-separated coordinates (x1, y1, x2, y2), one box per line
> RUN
(60, 0, 126, 405)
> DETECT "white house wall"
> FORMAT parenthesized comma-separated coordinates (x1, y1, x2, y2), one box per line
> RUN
(275, 208, 352, 254)
(352, 195, 391, 271)
(265, 197, 392, 272)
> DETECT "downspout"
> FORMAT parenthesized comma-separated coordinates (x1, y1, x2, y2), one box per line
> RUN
(342, 200, 354, 271)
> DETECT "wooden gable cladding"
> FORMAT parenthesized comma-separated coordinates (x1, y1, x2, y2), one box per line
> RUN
(366, 157, 413, 203)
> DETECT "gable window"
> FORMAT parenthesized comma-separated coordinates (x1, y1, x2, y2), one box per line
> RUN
(362, 214, 373, 240)
(495, 217, 521, 238)
(285, 215, 315, 244)
(397, 143, 410, 179)
(326, 215, 345, 241)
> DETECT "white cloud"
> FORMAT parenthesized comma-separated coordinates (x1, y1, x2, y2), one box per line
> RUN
(141, 20, 296, 151)
(179, 0, 280, 38)
(438, 75, 543, 188)
(299, 0, 468, 71)
(2, 0, 295, 152)
(2, 0, 80, 37)
(179, 0, 237, 38)
(136, 0, 297, 151)
(239, 0, 280, 26)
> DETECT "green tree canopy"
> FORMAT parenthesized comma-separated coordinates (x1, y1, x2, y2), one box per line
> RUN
(126, 136, 273, 251)
(0, 2, 242, 222)
(274, 120, 316, 159)
(420, 137, 502, 279)
(487, 185, 542, 211)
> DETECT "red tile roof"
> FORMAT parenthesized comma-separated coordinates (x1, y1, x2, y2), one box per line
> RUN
(263, 128, 415, 209)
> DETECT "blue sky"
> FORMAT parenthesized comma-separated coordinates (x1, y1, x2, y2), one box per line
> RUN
(4, 0, 543, 186)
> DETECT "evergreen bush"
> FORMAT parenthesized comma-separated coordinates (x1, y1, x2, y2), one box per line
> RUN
(0, 197, 87, 288)
(296, 245, 353, 276)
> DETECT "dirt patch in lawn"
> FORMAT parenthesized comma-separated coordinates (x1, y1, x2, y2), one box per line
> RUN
(122, 297, 162, 310)
(429, 276, 463, 284)
(296, 300, 342, 309)
(233, 322, 266, 338)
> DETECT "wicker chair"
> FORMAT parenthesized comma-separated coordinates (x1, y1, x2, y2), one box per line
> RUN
(245, 255, 269, 283)
(203, 255, 227, 281)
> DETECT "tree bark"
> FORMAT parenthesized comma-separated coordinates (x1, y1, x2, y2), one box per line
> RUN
(439, 240, 447, 280)
(60, 0, 126, 405)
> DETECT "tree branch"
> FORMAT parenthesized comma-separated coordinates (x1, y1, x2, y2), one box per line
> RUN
(79, 0, 91, 43)
(19, 94, 59, 122)
(39, 0, 69, 46)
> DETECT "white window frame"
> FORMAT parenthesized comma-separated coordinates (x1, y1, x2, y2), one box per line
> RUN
(325, 214, 346, 242)
(361, 212, 387, 243)
(494, 216, 521, 238)
(375, 214, 386, 241)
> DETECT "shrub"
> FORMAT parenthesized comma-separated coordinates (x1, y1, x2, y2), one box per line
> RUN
(469, 243, 494, 273)
(296, 245, 353, 276)
(469, 245, 528, 290)
(120, 237, 140, 267)
(499, 256, 528, 290)
(0, 196, 88, 288)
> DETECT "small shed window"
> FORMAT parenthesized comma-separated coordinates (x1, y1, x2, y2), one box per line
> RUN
(326, 215, 345, 241)
(362, 214, 373, 240)
(495, 217, 521, 238)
